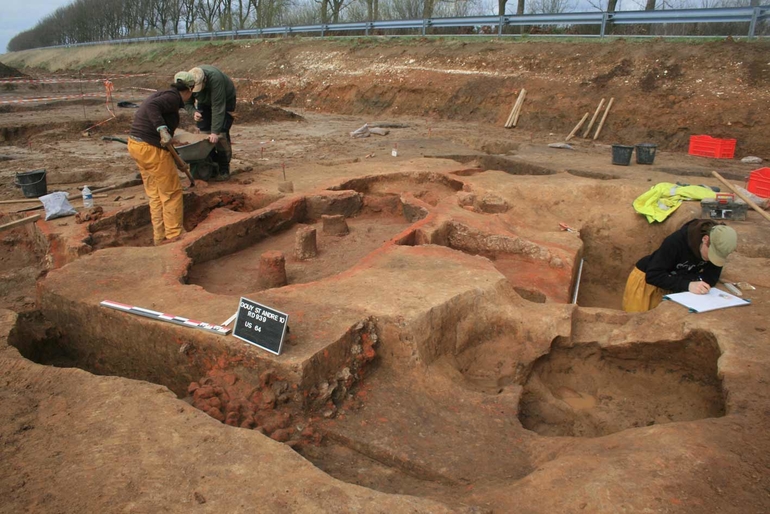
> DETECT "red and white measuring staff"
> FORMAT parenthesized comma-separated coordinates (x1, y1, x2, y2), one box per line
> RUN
(100, 300, 231, 336)
(0, 73, 152, 84)
(0, 77, 107, 84)
(0, 92, 105, 105)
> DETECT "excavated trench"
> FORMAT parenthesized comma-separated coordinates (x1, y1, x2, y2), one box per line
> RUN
(439, 154, 556, 176)
(518, 333, 725, 437)
(4, 169, 737, 508)
(0, 213, 48, 311)
(297, 328, 727, 507)
(187, 174, 453, 295)
(86, 190, 277, 249)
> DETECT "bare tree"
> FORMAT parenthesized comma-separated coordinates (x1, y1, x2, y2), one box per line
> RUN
(197, 0, 220, 30)
(234, 0, 255, 28)
(251, 0, 288, 28)
(181, 0, 198, 32)
(384, 0, 423, 19)
(528, 0, 574, 13)
(153, 0, 173, 34)
(368, 0, 380, 20)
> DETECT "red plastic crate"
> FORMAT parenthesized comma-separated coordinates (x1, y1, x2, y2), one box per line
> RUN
(688, 135, 736, 159)
(747, 167, 770, 199)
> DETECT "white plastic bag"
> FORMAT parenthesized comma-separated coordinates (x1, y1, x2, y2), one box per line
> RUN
(350, 123, 370, 138)
(39, 192, 77, 221)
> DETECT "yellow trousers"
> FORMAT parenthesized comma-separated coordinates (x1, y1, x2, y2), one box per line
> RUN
(622, 267, 666, 313)
(128, 139, 184, 245)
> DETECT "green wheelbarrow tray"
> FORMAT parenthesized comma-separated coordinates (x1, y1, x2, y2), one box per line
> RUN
(175, 135, 216, 162)
(101, 130, 215, 162)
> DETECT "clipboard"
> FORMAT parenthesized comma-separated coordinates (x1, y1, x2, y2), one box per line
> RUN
(663, 287, 751, 313)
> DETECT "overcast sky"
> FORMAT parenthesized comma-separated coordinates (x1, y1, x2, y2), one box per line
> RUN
(1, 0, 72, 53)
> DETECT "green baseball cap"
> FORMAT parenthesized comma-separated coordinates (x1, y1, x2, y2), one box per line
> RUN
(173, 71, 196, 90)
(708, 225, 737, 267)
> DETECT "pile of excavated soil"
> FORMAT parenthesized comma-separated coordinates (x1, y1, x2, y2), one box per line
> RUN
(3, 39, 770, 155)
(0, 62, 25, 78)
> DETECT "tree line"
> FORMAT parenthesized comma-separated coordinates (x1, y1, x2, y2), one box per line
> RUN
(7, 0, 759, 52)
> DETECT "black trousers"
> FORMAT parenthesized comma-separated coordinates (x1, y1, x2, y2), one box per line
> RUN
(196, 107, 234, 175)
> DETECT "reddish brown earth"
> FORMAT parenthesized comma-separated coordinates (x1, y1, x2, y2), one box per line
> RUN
(1, 38, 770, 513)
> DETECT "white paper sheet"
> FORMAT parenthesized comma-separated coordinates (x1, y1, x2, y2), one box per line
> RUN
(663, 287, 751, 313)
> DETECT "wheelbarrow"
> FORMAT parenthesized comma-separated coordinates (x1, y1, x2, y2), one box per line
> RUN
(102, 131, 217, 182)
(175, 137, 218, 181)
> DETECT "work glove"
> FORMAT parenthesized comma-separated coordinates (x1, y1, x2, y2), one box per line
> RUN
(158, 126, 172, 147)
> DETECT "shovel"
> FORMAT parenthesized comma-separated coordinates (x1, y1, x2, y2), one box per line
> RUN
(166, 144, 195, 188)
(101, 136, 195, 187)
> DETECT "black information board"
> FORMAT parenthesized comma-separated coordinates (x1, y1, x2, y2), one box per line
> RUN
(232, 297, 289, 355)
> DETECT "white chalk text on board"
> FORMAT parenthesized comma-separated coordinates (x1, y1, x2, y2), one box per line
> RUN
(232, 297, 289, 355)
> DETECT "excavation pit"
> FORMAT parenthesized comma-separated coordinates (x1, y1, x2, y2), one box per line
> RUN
(436, 220, 579, 303)
(4, 41, 770, 513)
(439, 154, 556, 176)
(331, 172, 464, 207)
(187, 192, 419, 295)
(0, 214, 47, 311)
(518, 333, 725, 438)
(9, 311, 78, 370)
(86, 190, 273, 250)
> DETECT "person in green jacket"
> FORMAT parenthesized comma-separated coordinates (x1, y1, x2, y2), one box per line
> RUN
(174, 65, 237, 181)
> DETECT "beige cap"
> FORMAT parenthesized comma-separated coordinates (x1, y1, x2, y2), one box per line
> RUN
(188, 67, 205, 93)
(708, 225, 737, 267)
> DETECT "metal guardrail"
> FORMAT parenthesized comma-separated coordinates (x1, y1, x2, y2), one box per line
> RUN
(50, 6, 770, 48)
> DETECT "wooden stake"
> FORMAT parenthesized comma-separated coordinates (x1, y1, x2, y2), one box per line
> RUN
(583, 98, 605, 139)
(0, 198, 43, 205)
(505, 88, 527, 128)
(512, 89, 527, 127)
(0, 214, 40, 233)
(566, 113, 589, 141)
(712, 171, 770, 224)
(504, 98, 518, 128)
(0, 194, 109, 205)
(593, 97, 614, 141)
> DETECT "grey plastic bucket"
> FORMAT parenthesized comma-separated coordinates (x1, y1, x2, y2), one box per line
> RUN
(611, 145, 634, 166)
(14, 169, 47, 198)
(635, 143, 657, 165)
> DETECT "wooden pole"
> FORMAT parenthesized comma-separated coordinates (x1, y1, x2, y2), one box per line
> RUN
(505, 88, 526, 128)
(711, 171, 770, 224)
(0, 194, 108, 205)
(0, 198, 43, 205)
(0, 214, 40, 233)
(504, 95, 519, 128)
(77, 178, 143, 195)
(593, 97, 614, 141)
(512, 89, 527, 127)
(566, 113, 589, 142)
(583, 98, 605, 139)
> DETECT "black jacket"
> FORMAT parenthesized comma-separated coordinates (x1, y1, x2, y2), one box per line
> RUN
(129, 89, 184, 148)
(636, 219, 723, 293)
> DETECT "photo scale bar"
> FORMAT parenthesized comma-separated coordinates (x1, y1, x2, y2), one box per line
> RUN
(100, 300, 231, 336)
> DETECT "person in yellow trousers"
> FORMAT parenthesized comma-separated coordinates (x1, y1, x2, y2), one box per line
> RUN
(622, 218, 738, 312)
(128, 78, 194, 245)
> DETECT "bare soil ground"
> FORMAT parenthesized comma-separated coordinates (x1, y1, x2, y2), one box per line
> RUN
(1, 38, 770, 513)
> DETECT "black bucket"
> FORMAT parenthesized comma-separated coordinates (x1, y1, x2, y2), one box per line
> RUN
(611, 145, 634, 166)
(14, 169, 47, 198)
(635, 143, 657, 165)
